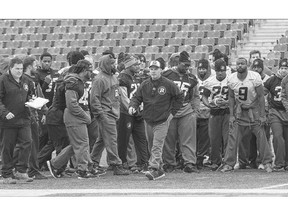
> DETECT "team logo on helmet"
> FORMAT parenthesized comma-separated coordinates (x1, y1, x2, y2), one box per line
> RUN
(23, 83, 28, 91)
(158, 86, 166, 95)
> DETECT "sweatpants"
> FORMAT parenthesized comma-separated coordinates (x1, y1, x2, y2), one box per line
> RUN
(163, 113, 197, 166)
(1, 126, 32, 178)
(196, 118, 210, 163)
(208, 114, 229, 166)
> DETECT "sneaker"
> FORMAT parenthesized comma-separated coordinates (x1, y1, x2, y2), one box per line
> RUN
(47, 160, 60, 179)
(258, 164, 265, 170)
(89, 168, 106, 177)
(273, 165, 285, 172)
(145, 168, 165, 180)
(28, 171, 48, 180)
(2, 177, 17, 184)
(129, 165, 141, 173)
(76, 170, 93, 179)
(209, 163, 220, 171)
(196, 158, 204, 170)
(264, 163, 273, 173)
(248, 161, 258, 169)
(163, 164, 175, 173)
(14, 172, 33, 182)
(183, 163, 200, 173)
(219, 164, 234, 173)
(113, 165, 131, 175)
(140, 163, 149, 174)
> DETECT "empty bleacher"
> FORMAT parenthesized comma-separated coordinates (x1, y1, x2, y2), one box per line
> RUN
(0, 19, 252, 69)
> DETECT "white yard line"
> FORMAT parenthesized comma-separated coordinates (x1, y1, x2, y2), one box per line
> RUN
(258, 183, 288, 189)
(1, 189, 288, 196)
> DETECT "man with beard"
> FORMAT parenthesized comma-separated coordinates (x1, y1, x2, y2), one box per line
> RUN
(117, 55, 149, 172)
(219, 57, 273, 173)
(162, 51, 200, 173)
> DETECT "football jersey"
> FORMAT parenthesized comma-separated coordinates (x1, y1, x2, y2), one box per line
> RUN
(203, 75, 229, 115)
(79, 80, 92, 112)
(227, 70, 262, 106)
(197, 75, 212, 119)
(264, 75, 285, 111)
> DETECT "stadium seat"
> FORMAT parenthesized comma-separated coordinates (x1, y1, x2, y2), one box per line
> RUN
(152, 38, 165, 46)
(168, 38, 182, 46)
(267, 59, 275, 68)
(47, 47, 61, 55)
(78, 33, 92, 40)
(102, 39, 117, 47)
(62, 47, 76, 54)
(46, 33, 60, 41)
(69, 26, 82, 34)
(95, 46, 110, 54)
(14, 20, 27, 27)
(55, 54, 67, 62)
(70, 39, 84, 48)
(149, 24, 162, 32)
(133, 25, 147, 32)
(85, 26, 98, 33)
(0, 20, 12, 28)
(75, 19, 89, 26)
(110, 32, 123, 40)
(164, 24, 178, 32)
(274, 44, 287, 52)
(100, 25, 114, 33)
(37, 26, 51, 34)
(184, 38, 199, 46)
(113, 46, 126, 54)
(117, 25, 130, 33)
(123, 19, 137, 25)
(158, 31, 173, 39)
(92, 19, 106, 26)
(162, 45, 176, 53)
(135, 38, 149, 46)
(0, 27, 5, 34)
(51, 61, 62, 70)
(126, 31, 140, 39)
(284, 51, 288, 58)
(144, 53, 152, 62)
(213, 45, 227, 54)
(207, 30, 221, 39)
(139, 19, 154, 25)
(154, 53, 169, 61)
(214, 23, 228, 31)
(14, 34, 28, 41)
(181, 24, 195, 32)
(21, 40, 35, 48)
(6, 27, 19, 35)
(145, 46, 159, 54)
(28, 19, 43, 27)
(94, 32, 108, 40)
(190, 52, 204, 60)
(60, 19, 74, 26)
(0, 34, 11, 41)
(0, 42, 3, 49)
(218, 37, 232, 46)
(129, 46, 143, 54)
(186, 19, 201, 24)
(0, 48, 12, 56)
(155, 19, 169, 25)
(171, 19, 185, 25)
(54, 40, 68, 47)
(30, 47, 44, 55)
(279, 37, 288, 44)
(39, 40, 52, 48)
(220, 19, 234, 24)
(203, 19, 218, 24)
(195, 45, 209, 53)
(142, 31, 156, 39)
(107, 19, 122, 26)
(6, 41, 20, 49)
(14, 48, 28, 55)
(231, 22, 244, 30)
(92, 53, 103, 62)
(175, 31, 189, 38)
(224, 30, 237, 38)
(119, 39, 134, 47)
(191, 31, 205, 38)
(53, 26, 67, 34)
(198, 24, 212, 31)
(44, 19, 58, 27)
(87, 39, 101, 47)
(62, 33, 76, 40)
(178, 45, 192, 53)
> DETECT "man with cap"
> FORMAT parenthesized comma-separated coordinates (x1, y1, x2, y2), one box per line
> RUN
(117, 55, 149, 172)
(219, 57, 273, 173)
(195, 58, 213, 168)
(90, 54, 130, 175)
(264, 58, 288, 171)
(201, 59, 230, 171)
(129, 60, 184, 180)
(161, 51, 200, 173)
(239, 58, 271, 170)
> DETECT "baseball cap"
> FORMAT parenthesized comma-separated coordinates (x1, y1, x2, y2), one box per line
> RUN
(214, 59, 226, 72)
(198, 59, 209, 70)
(149, 60, 161, 68)
(279, 58, 288, 68)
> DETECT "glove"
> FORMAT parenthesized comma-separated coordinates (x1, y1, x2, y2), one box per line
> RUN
(128, 107, 136, 115)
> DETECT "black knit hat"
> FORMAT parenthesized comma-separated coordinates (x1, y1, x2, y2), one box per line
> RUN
(251, 58, 264, 70)
(155, 57, 166, 70)
(179, 51, 191, 65)
(68, 51, 84, 66)
(279, 58, 288, 68)
(214, 59, 226, 72)
(102, 50, 116, 59)
(198, 59, 209, 70)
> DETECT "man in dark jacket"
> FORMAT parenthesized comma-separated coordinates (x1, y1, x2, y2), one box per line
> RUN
(0, 57, 34, 184)
(129, 60, 184, 180)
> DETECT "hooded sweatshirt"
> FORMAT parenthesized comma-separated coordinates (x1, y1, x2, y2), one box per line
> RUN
(197, 66, 212, 119)
(90, 55, 120, 120)
(63, 73, 91, 127)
